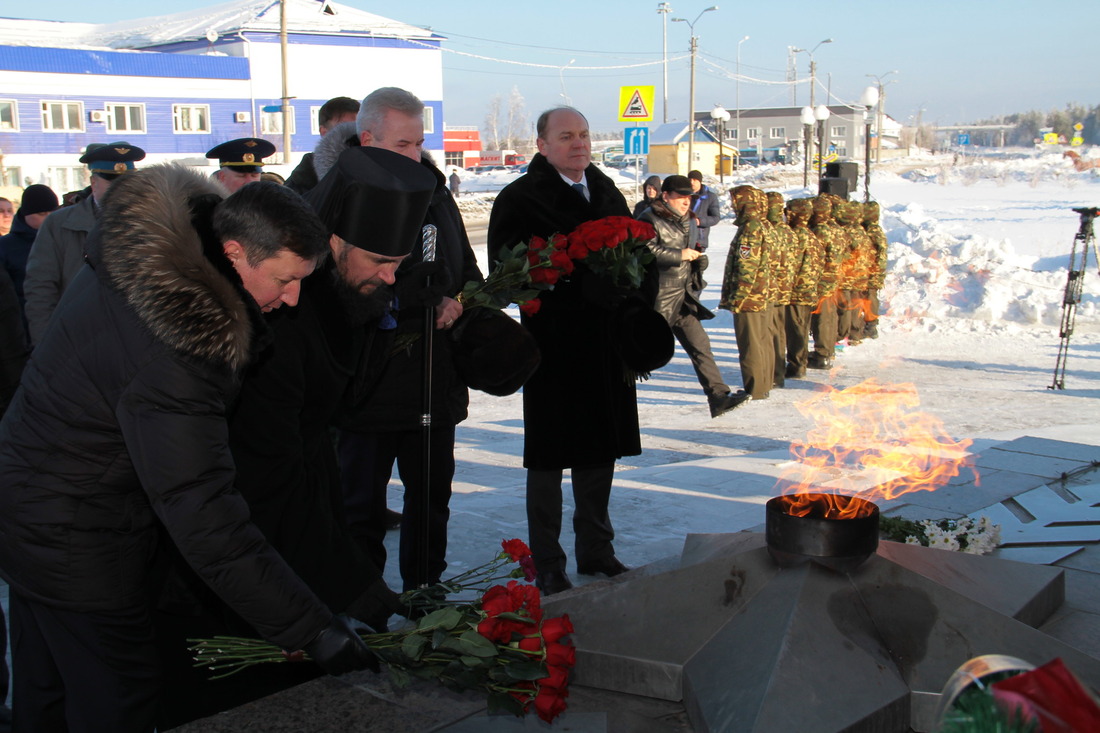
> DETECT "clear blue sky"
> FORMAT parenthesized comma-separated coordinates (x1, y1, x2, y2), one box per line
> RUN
(6, 1, 1095, 133)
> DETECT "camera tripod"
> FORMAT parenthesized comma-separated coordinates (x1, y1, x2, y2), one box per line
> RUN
(1049, 206, 1099, 390)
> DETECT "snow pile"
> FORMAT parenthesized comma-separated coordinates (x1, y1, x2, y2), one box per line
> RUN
(902, 151, 1100, 187)
(881, 200, 1096, 331)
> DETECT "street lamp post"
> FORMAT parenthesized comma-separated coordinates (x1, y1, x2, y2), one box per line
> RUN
(672, 6, 717, 175)
(800, 105, 815, 188)
(814, 103, 830, 185)
(735, 35, 748, 170)
(791, 38, 832, 112)
(866, 71, 898, 163)
(711, 105, 730, 183)
(558, 58, 576, 105)
(657, 3, 672, 124)
(859, 85, 879, 202)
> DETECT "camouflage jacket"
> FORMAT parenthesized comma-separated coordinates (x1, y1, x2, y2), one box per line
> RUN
(787, 220, 822, 306)
(720, 213, 770, 313)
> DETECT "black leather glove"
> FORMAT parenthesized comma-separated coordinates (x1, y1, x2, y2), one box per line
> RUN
(303, 614, 379, 675)
(345, 578, 404, 632)
(394, 260, 453, 310)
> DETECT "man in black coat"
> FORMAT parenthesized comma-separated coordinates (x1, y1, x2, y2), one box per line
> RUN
(488, 106, 645, 595)
(285, 96, 361, 194)
(687, 169, 721, 251)
(0, 168, 377, 731)
(331, 87, 481, 593)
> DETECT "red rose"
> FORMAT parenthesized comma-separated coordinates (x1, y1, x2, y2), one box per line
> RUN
(538, 663, 570, 692)
(533, 686, 569, 723)
(507, 581, 542, 624)
(501, 538, 532, 562)
(549, 233, 569, 250)
(477, 617, 512, 643)
(480, 585, 515, 617)
(529, 267, 559, 285)
(519, 555, 537, 582)
(545, 641, 576, 668)
(518, 636, 542, 653)
(528, 235, 547, 253)
(520, 299, 542, 316)
(549, 249, 575, 275)
(527, 249, 541, 267)
(540, 614, 573, 643)
(629, 219, 655, 240)
(566, 240, 589, 260)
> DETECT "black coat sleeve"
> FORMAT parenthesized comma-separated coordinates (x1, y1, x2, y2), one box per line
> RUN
(117, 354, 331, 651)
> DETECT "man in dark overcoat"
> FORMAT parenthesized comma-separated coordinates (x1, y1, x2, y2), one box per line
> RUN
(487, 106, 648, 595)
(0, 169, 377, 731)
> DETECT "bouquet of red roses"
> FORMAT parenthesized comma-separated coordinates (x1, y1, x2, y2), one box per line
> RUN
(459, 216, 655, 317)
(189, 539, 576, 724)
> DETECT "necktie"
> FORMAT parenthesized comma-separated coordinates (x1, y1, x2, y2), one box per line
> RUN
(571, 182, 589, 202)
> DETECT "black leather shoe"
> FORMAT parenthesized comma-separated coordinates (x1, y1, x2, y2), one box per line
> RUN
(807, 355, 834, 370)
(708, 390, 751, 418)
(785, 364, 806, 379)
(577, 556, 630, 577)
(535, 570, 574, 596)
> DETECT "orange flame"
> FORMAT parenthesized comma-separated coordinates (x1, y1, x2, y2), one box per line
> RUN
(776, 378, 978, 517)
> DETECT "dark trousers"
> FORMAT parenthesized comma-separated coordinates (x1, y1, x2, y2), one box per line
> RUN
(771, 306, 786, 388)
(339, 427, 455, 591)
(527, 462, 616, 573)
(811, 293, 840, 359)
(672, 312, 728, 397)
(733, 308, 773, 399)
(8, 593, 159, 733)
(785, 304, 812, 371)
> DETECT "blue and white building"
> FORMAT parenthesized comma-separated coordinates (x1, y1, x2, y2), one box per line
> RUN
(0, 0, 444, 193)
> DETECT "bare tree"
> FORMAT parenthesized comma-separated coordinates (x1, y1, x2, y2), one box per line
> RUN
(483, 95, 502, 150)
(483, 87, 528, 151)
(504, 86, 528, 150)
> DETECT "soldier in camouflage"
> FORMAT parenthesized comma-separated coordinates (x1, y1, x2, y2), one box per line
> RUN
(784, 197, 822, 378)
(764, 191, 794, 389)
(720, 185, 773, 399)
(834, 200, 874, 345)
(808, 195, 843, 369)
(862, 201, 888, 339)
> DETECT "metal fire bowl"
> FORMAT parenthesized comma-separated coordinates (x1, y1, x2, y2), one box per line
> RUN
(765, 493, 880, 573)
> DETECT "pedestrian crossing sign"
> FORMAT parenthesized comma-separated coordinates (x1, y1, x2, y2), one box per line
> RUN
(618, 86, 655, 122)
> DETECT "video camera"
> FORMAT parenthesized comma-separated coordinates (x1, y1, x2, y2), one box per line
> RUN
(1071, 206, 1100, 217)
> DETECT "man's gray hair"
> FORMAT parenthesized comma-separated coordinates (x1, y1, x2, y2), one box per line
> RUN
(536, 106, 588, 139)
(357, 87, 424, 139)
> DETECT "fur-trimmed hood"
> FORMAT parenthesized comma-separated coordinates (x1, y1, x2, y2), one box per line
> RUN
(94, 164, 254, 371)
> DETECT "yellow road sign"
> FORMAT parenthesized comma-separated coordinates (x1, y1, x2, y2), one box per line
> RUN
(619, 86, 655, 122)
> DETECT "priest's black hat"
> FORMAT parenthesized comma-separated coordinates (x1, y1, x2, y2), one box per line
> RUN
(306, 146, 435, 257)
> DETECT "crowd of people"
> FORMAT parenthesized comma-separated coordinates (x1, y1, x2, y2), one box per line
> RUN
(0, 91, 887, 732)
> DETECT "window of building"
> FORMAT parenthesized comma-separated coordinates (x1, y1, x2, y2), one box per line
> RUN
(423, 106, 435, 134)
(41, 101, 84, 132)
(173, 104, 211, 133)
(746, 127, 759, 140)
(831, 125, 847, 138)
(261, 109, 296, 135)
(834, 147, 848, 158)
(46, 166, 89, 194)
(769, 127, 785, 139)
(1, 167, 21, 187)
(0, 100, 17, 131)
(444, 151, 464, 169)
(310, 106, 322, 135)
(106, 103, 146, 134)
(728, 128, 738, 140)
